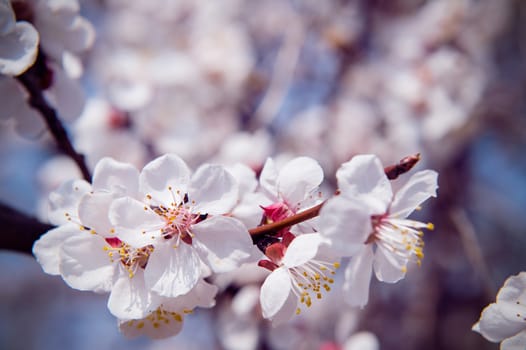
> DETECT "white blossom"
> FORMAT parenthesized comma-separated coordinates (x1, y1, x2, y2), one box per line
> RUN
(473, 272, 526, 350)
(259, 233, 340, 324)
(319, 154, 438, 307)
(0, 0, 38, 76)
(109, 154, 253, 298)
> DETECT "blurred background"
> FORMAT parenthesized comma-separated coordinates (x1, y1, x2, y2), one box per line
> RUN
(1, 0, 525, 349)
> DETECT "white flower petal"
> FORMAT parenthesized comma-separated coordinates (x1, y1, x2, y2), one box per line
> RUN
(109, 197, 163, 247)
(192, 216, 252, 273)
(319, 196, 372, 256)
(139, 154, 190, 205)
(59, 233, 115, 293)
(497, 272, 526, 305)
(260, 267, 293, 321)
(390, 170, 438, 218)
(145, 242, 201, 298)
(282, 233, 322, 268)
(13, 102, 46, 138)
(501, 330, 526, 350)
(78, 192, 115, 236)
(45, 65, 85, 121)
(277, 157, 323, 209)
(337, 155, 392, 214)
(343, 246, 374, 308)
(476, 303, 525, 342)
(92, 157, 139, 196)
(259, 158, 279, 201)
(108, 269, 157, 319)
(0, 22, 39, 76)
(47, 179, 91, 225)
(32, 224, 79, 275)
(226, 163, 258, 195)
(164, 279, 218, 310)
(231, 192, 272, 228)
(344, 332, 380, 350)
(373, 245, 407, 283)
(189, 164, 238, 215)
(34, 5, 95, 59)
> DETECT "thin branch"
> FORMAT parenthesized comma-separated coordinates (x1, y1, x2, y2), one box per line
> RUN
(16, 53, 91, 181)
(0, 202, 54, 254)
(249, 201, 324, 239)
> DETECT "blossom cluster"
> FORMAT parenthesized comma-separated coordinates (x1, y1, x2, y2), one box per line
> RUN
(0, 0, 93, 137)
(33, 153, 438, 338)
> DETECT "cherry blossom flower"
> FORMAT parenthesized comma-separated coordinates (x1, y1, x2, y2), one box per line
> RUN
(109, 154, 253, 298)
(0, 0, 39, 76)
(34, 158, 160, 319)
(319, 154, 438, 307)
(259, 156, 324, 234)
(19, 0, 95, 62)
(259, 233, 340, 324)
(473, 272, 526, 350)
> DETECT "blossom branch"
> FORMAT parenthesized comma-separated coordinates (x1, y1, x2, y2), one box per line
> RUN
(0, 202, 54, 254)
(249, 153, 421, 240)
(16, 51, 91, 181)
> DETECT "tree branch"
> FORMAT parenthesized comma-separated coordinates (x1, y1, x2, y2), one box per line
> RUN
(0, 202, 54, 254)
(16, 51, 91, 181)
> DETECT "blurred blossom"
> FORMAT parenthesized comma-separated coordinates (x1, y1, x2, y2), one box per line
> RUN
(0, 0, 38, 76)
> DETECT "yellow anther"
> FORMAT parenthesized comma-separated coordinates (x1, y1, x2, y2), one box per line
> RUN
(333, 262, 340, 269)
(174, 313, 183, 322)
(137, 322, 144, 329)
(401, 266, 407, 273)
(427, 223, 435, 230)
(317, 293, 322, 299)
(183, 309, 193, 314)
(296, 308, 301, 315)
(153, 322, 160, 329)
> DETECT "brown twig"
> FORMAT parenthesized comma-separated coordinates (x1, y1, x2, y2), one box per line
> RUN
(0, 202, 54, 254)
(16, 52, 91, 181)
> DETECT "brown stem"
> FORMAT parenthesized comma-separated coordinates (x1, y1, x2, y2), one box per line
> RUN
(249, 201, 325, 238)
(16, 54, 91, 182)
(0, 202, 54, 254)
